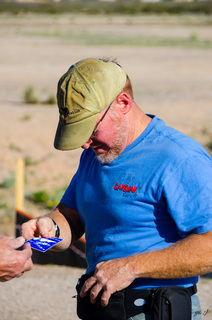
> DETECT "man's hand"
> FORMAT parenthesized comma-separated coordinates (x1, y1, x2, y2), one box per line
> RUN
(80, 257, 136, 307)
(0, 236, 33, 282)
(80, 231, 212, 307)
(21, 204, 85, 252)
(21, 216, 56, 240)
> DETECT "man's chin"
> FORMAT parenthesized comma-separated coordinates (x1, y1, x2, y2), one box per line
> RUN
(95, 150, 119, 164)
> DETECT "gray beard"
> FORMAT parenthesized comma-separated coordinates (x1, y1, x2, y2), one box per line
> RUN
(95, 117, 127, 164)
(95, 148, 120, 164)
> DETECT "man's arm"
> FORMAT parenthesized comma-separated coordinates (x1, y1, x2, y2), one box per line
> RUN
(21, 202, 84, 251)
(80, 231, 212, 306)
(0, 237, 33, 282)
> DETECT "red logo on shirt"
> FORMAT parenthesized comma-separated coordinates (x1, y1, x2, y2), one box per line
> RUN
(114, 183, 138, 193)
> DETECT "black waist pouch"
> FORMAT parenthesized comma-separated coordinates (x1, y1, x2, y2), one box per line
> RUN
(151, 285, 196, 320)
(76, 274, 126, 320)
(76, 274, 196, 320)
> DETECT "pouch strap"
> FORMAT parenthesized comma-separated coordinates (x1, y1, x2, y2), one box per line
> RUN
(185, 284, 197, 296)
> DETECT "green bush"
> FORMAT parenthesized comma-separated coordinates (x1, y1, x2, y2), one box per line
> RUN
(42, 94, 57, 105)
(24, 86, 39, 104)
(23, 86, 56, 105)
(27, 187, 66, 209)
(207, 139, 212, 152)
(0, 175, 15, 189)
(0, 0, 212, 15)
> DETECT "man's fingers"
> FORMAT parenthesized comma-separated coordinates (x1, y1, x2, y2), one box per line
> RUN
(80, 276, 97, 298)
(36, 217, 54, 238)
(90, 282, 103, 304)
(23, 255, 33, 272)
(15, 242, 33, 273)
(100, 289, 112, 307)
(21, 219, 38, 240)
(21, 217, 55, 240)
(80, 274, 114, 306)
(10, 236, 25, 249)
(23, 242, 32, 257)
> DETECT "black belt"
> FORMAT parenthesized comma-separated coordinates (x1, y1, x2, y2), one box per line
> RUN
(126, 284, 197, 301)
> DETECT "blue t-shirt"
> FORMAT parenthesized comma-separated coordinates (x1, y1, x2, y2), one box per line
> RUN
(61, 116, 212, 289)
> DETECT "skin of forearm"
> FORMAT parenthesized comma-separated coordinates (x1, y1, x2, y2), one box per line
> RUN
(47, 209, 72, 251)
(129, 232, 212, 280)
(47, 203, 84, 252)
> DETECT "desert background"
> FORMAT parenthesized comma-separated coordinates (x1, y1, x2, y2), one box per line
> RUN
(0, 8, 212, 319)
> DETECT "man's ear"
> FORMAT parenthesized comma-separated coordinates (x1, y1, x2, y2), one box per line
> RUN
(116, 92, 132, 114)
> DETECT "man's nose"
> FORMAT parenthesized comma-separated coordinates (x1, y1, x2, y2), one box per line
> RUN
(81, 138, 92, 149)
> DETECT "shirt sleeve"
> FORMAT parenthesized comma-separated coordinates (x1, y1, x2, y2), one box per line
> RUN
(163, 155, 212, 238)
(60, 173, 77, 210)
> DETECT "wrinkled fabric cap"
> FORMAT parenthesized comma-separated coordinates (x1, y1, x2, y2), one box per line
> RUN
(54, 58, 127, 150)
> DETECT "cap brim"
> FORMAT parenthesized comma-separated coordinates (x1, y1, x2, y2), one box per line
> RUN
(54, 114, 98, 150)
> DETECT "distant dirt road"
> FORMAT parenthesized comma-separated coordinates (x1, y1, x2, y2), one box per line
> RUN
(0, 13, 211, 320)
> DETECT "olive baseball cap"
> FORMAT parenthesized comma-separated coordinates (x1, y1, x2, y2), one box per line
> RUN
(54, 58, 127, 150)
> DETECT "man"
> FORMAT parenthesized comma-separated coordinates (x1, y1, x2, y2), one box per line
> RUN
(21, 58, 212, 320)
(0, 236, 32, 281)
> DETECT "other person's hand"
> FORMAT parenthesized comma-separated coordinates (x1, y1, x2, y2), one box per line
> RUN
(0, 236, 33, 282)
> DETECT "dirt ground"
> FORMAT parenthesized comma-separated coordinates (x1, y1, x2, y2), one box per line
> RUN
(0, 13, 212, 319)
(0, 265, 211, 320)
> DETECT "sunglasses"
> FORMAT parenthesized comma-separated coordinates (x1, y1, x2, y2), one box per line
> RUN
(91, 101, 113, 137)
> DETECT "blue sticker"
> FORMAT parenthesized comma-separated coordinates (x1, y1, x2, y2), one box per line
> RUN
(25, 237, 62, 252)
